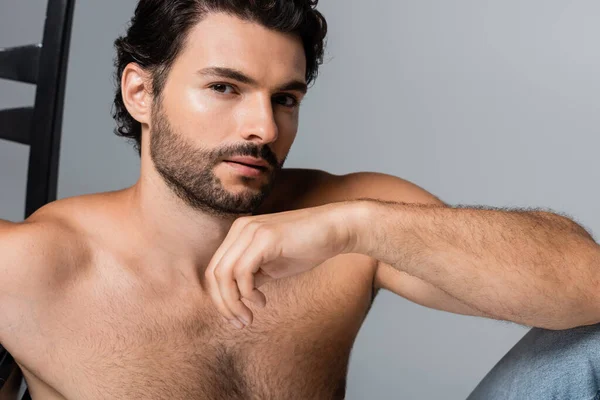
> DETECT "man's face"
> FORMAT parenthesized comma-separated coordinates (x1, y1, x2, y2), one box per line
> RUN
(149, 12, 307, 217)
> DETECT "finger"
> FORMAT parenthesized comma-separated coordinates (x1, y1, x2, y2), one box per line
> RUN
(230, 229, 279, 309)
(205, 253, 238, 323)
(237, 277, 267, 308)
(206, 265, 241, 326)
(207, 217, 251, 273)
(254, 270, 273, 289)
(216, 265, 253, 326)
(234, 249, 267, 308)
(205, 220, 256, 327)
(212, 230, 257, 326)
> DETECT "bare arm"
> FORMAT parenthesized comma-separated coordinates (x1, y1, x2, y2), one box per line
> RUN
(341, 173, 600, 330)
(0, 217, 83, 400)
(0, 218, 78, 345)
(0, 220, 37, 345)
(373, 262, 492, 318)
(329, 172, 493, 318)
(0, 220, 25, 400)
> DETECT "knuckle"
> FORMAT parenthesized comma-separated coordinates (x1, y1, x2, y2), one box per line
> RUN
(214, 267, 228, 279)
(245, 220, 262, 232)
(234, 216, 252, 228)
(254, 226, 274, 241)
(233, 266, 246, 280)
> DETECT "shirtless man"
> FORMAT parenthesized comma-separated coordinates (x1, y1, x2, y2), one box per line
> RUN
(1, 1, 600, 399)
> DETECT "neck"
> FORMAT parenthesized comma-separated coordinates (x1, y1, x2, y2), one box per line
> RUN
(123, 167, 244, 281)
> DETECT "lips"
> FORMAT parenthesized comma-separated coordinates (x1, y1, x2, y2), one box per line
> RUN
(225, 156, 270, 170)
(226, 161, 267, 170)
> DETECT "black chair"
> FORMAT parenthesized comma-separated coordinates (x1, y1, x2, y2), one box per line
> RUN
(0, 0, 76, 398)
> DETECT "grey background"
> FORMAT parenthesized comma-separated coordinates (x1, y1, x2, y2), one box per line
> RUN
(1, 1, 598, 398)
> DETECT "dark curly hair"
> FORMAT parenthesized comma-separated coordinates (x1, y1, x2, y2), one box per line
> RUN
(112, 0, 328, 156)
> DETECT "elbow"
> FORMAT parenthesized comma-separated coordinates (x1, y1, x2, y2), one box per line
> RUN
(541, 314, 600, 331)
(583, 243, 600, 326)
(537, 303, 600, 331)
(543, 313, 600, 331)
(582, 244, 600, 328)
(548, 244, 600, 331)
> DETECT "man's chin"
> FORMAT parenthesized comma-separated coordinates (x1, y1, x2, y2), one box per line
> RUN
(195, 194, 267, 216)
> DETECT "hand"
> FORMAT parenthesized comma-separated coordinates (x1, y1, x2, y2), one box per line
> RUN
(205, 201, 359, 329)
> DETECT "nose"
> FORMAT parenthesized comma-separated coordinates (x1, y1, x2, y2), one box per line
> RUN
(241, 94, 279, 143)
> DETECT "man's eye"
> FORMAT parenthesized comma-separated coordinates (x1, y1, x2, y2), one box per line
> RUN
(211, 84, 235, 94)
(274, 95, 298, 108)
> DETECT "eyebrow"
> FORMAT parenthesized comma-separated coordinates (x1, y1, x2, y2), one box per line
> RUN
(198, 66, 308, 94)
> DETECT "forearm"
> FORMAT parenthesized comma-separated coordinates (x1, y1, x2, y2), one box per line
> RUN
(347, 200, 600, 329)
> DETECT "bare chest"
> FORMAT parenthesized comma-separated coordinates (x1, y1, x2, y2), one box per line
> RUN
(10, 254, 376, 400)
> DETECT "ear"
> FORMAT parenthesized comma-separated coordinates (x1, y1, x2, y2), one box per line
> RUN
(121, 63, 153, 126)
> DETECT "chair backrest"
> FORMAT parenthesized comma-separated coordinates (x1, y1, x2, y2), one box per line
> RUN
(0, 0, 76, 398)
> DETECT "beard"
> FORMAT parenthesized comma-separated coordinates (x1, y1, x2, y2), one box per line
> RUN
(149, 100, 283, 218)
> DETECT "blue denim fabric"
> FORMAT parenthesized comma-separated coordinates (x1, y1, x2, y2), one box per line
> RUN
(467, 324, 600, 400)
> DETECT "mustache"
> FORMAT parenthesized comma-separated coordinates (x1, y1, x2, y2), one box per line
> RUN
(220, 148, 279, 168)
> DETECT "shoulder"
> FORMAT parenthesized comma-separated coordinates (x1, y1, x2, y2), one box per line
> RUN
(1, 206, 89, 286)
(257, 168, 334, 213)
(268, 168, 444, 211)
(0, 206, 90, 341)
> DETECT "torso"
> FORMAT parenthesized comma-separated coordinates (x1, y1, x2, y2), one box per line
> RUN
(1, 169, 378, 400)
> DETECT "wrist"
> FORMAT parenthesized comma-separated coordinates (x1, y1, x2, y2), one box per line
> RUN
(339, 199, 378, 255)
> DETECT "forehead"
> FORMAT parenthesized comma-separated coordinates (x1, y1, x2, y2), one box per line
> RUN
(177, 12, 307, 82)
